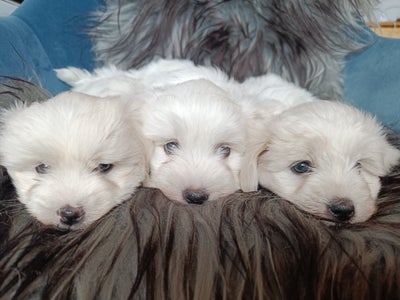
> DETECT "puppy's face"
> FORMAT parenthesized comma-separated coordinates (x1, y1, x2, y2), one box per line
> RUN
(142, 80, 245, 204)
(0, 92, 146, 229)
(257, 102, 400, 223)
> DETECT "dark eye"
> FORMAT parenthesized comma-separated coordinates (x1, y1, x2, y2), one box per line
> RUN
(35, 163, 49, 174)
(291, 161, 313, 174)
(354, 162, 362, 169)
(97, 163, 113, 173)
(216, 145, 231, 158)
(164, 141, 179, 155)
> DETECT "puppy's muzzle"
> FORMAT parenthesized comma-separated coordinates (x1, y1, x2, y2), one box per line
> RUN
(58, 205, 85, 226)
(327, 198, 355, 222)
(183, 189, 209, 205)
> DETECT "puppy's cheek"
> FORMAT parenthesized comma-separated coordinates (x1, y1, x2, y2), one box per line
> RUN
(151, 155, 170, 174)
(226, 152, 242, 172)
(22, 192, 60, 225)
(28, 185, 66, 224)
(146, 172, 185, 202)
(106, 167, 145, 200)
(353, 203, 377, 223)
(351, 172, 380, 223)
(82, 177, 130, 221)
(256, 173, 268, 190)
(8, 171, 36, 205)
(255, 156, 288, 191)
(258, 169, 303, 200)
(27, 205, 56, 225)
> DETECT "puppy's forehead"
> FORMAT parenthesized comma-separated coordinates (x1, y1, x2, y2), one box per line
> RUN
(272, 101, 381, 138)
(2, 92, 132, 164)
(11, 92, 126, 132)
(268, 101, 384, 158)
(144, 80, 244, 142)
(156, 79, 239, 110)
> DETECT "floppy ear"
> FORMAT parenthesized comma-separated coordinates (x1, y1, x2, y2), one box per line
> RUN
(381, 142, 400, 175)
(239, 119, 270, 192)
(118, 92, 156, 185)
(239, 145, 267, 192)
(360, 137, 400, 177)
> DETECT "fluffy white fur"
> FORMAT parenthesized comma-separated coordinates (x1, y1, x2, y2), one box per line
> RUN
(56, 59, 317, 204)
(140, 79, 245, 203)
(241, 101, 400, 223)
(55, 58, 316, 116)
(0, 92, 147, 229)
(55, 59, 400, 223)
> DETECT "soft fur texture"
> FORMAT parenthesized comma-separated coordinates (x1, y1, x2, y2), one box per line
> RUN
(56, 59, 400, 221)
(56, 58, 317, 116)
(1, 75, 400, 300)
(1, 164, 400, 299)
(56, 59, 317, 204)
(140, 80, 246, 203)
(89, 0, 378, 100)
(0, 92, 147, 229)
(241, 101, 400, 223)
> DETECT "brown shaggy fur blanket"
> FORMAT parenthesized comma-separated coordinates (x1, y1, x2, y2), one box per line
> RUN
(1, 163, 400, 299)
(1, 77, 400, 300)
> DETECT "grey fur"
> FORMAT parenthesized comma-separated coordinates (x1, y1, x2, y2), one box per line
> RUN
(0, 77, 50, 109)
(1, 171, 400, 299)
(89, 0, 378, 100)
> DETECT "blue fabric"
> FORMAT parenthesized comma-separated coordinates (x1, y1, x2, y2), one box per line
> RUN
(0, 15, 64, 95)
(0, 0, 399, 130)
(344, 33, 400, 131)
(0, 0, 102, 95)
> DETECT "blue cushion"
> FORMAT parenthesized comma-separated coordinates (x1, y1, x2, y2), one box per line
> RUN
(0, 0, 399, 131)
(0, 0, 102, 95)
(344, 33, 400, 131)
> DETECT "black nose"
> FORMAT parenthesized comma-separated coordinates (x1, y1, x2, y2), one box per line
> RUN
(58, 206, 85, 226)
(328, 198, 355, 222)
(183, 189, 209, 204)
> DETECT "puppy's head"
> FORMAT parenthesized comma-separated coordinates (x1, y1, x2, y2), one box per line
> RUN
(0, 92, 146, 229)
(246, 101, 400, 223)
(55, 65, 147, 97)
(142, 79, 245, 204)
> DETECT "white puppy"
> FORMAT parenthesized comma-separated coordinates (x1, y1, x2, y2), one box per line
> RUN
(56, 59, 316, 204)
(57, 60, 399, 223)
(0, 92, 147, 229)
(141, 79, 245, 203)
(241, 101, 400, 223)
(55, 58, 315, 116)
(56, 60, 400, 222)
